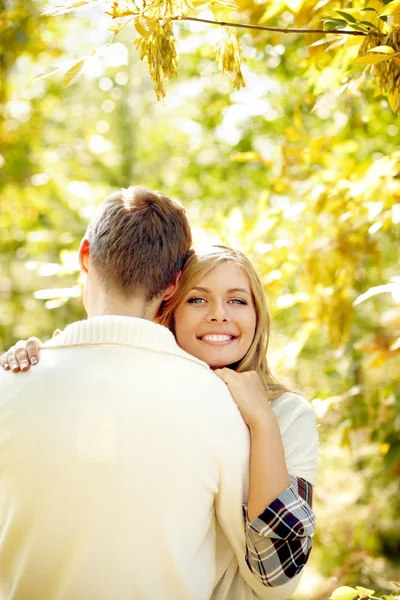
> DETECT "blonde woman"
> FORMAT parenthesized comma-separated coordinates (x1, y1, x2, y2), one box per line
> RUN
(1, 245, 318, 599)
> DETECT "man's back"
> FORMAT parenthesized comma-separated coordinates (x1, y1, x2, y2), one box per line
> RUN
(0, 316, 250, 600)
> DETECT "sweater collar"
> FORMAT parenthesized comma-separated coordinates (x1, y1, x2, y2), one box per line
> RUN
(43, 315, 209, 370)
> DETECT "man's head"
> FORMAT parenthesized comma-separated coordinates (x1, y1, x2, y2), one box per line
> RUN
(79, 186, 192, 318)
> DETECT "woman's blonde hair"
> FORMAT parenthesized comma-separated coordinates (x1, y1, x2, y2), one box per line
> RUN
(158, 245, 289, 401)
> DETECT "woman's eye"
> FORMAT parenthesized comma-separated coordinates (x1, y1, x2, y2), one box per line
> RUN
(187, 297, 206, 304)
(229, 298, 247, 305)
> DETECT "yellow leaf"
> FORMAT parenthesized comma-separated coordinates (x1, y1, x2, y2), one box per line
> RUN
(354, 54, 395, 64)
(193, 0, 236, 8)
(134, 16, 155, 39)
(388, 88, 400, 112)
(380, 0, 400, 16)
(108, 23, 124, 33)
(367, 45, 395, 54)
(286, 0, 304, 13)
(346, 35, 364, 47)
(105, 7, 136, 18)
(41, 0, 92, 16)
(231, 152, 262, 163)
(33, 66, 63, 81)
(380, 443, 390, 455)
(369, 353, 388, 368)
(62, 59, 85, 88)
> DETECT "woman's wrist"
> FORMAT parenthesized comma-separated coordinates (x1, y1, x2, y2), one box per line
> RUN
(248, 408, 279, 434)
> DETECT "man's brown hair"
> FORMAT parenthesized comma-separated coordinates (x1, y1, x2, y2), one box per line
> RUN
(85, 186, 192, 301)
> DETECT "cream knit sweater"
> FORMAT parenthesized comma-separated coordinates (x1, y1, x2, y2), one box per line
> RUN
(0, 316, 317, 600)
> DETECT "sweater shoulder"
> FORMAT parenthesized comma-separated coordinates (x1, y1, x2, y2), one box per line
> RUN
(271, 391, 316, 430)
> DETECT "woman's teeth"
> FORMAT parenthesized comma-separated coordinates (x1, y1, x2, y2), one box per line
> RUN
(201, 335, 233, 342)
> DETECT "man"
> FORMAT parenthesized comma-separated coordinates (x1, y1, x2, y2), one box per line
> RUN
(0, 186, 296, 600)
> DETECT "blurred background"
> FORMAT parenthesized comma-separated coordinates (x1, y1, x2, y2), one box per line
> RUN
(1, 1, 399, 597)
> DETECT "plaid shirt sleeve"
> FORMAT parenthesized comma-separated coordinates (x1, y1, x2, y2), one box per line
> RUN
(243, 475, 316, 587)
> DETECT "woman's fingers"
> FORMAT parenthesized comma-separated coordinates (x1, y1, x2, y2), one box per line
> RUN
(0, 338, 42, 372)
(25, 337, 42, 366)
(2, 346, 20, 372)
(0, 348, 14, 371)
(214, 368, 233, 385)
(12, 341, 30, 371)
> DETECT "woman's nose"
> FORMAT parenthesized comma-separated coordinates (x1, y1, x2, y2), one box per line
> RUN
(206, 303, 229, 323)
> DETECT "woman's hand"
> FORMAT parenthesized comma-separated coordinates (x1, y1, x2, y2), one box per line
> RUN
(214, 369, 274, 431)
(0, 332, 58, 372)
(0, 338, 41, 372)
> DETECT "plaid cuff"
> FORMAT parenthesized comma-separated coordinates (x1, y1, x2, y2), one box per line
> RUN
(244, 477, 316, 541)
(243, 477, 315, 587)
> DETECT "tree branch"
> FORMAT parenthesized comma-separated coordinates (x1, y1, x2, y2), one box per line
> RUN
(173, 15, 368, 36)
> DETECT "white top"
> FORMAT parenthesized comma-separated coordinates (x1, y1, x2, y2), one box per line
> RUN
(0, 315, 318, 600)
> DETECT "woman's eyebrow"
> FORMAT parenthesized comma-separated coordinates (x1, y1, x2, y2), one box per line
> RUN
(191, 286, 250, 296)
(228, 288, 251, 296)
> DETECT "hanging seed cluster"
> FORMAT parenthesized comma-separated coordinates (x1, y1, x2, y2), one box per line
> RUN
(145, 0, 194, 19)
(214, 30, 245, 89)
(134, 20, 178, 99)
(358, 29, 400, 112)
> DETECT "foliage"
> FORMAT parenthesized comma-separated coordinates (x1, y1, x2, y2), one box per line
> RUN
(19, 0, 400, 110)
(330, 581, 400, 600)
(1, 0, 400, 598)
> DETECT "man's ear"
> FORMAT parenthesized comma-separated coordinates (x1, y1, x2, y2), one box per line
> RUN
(79, 238, 90, 274)
(162, 270, 182, 302)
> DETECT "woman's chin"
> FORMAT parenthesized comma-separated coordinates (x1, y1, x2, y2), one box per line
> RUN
(206, 355, 243, 370)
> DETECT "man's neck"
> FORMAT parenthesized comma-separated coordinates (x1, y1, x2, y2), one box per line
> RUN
(87, 295, 158, 322)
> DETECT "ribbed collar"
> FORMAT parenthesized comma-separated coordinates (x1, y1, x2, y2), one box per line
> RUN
(43, 315, 209, 370)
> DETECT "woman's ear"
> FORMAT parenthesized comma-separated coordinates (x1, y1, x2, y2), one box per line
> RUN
(78, 238, 90, 274)
(162, 270, 182, 302)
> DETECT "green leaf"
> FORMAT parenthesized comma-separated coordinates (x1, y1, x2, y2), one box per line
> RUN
(62, 59, 85, 88)
(360, 20, 379, 28)
(360, 7, 377, 11)
(348, 23, 369, 31)
(324, 19, 348, 30)
(330, 587, 359, 600)
(384, 442, 400, 468)
(355, 587, 375, 596)
(336, 10, 357, 23)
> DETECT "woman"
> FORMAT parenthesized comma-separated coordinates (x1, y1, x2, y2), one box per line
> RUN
(1, 245, 318, 597)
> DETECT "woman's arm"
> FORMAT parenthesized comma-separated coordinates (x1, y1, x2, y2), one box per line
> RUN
(214, 369, 318, 588)
(244, 475, 315, 586)
(214, 369, 291, 520)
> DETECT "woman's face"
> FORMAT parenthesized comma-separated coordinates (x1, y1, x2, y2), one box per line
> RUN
(173, 262, 257, 369)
